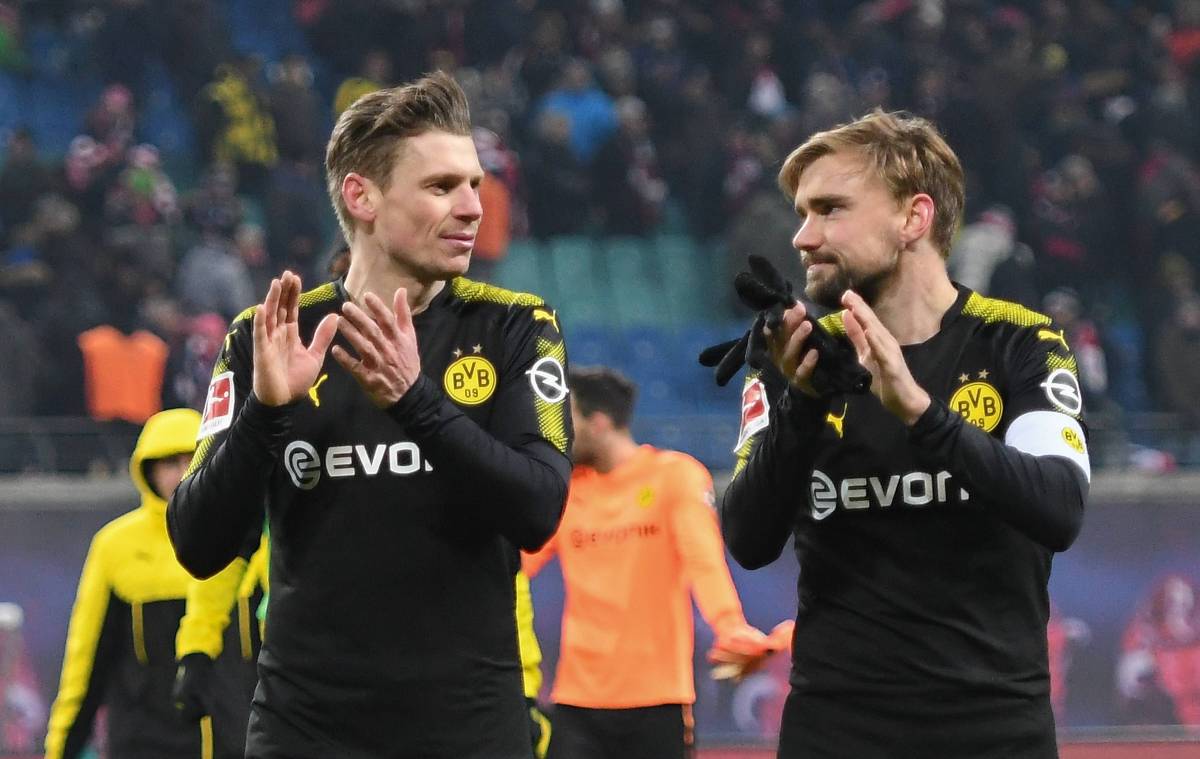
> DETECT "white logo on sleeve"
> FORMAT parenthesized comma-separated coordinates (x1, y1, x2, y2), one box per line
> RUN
(198, 371, 235, 439)
(527, 357, 568, 403)
(1041, 369, 1083, 415)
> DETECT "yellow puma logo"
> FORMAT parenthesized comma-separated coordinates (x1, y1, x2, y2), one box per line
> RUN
(1037, 328, 1069, 351)
(308, 374, 329, 407)
(826, 402, 848, 439)
(533, 308, 559, 332)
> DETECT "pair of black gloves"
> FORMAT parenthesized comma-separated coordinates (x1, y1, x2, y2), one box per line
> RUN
(699, 255, 871, 397)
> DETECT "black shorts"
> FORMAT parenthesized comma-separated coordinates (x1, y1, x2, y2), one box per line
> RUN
(547, 703, 694, 759)
(777, 689, 1057, 759)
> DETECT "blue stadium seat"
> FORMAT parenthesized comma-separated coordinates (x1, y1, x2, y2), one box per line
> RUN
(613, 325, 697, 413)
(0, 73, 23, 136)
(631, 413, 740, 469)
(142, 62, 195, 157)
(224, 0, 308, 60)
(563, 324, 615, 368)
(28, 77, 92, 155)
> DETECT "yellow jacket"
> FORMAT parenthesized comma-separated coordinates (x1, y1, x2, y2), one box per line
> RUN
(44, 409, 243, 759)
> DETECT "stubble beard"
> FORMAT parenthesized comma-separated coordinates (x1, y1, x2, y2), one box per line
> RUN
(804, 247, 900, 309)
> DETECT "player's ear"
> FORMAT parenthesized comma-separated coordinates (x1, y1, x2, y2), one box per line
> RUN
(899, 193, 935, 246)
(342, 173, 377, 226)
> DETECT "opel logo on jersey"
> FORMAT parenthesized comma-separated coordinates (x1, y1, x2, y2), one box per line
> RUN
(443, 355, 496, 406)
(283, 440, 433, 489)
(1041, 369, 1082, 416)
(810, 468, 970, 519)
(949, 380, 1003, 432)
(284, 441, 321, 490)
(527, 357, 568, 403)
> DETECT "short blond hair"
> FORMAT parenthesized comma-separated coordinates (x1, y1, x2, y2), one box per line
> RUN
(778, 110, 964, 257)
(325, 71, 471, 240)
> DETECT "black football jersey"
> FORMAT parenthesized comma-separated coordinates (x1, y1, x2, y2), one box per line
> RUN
(169, 277, 572, 759)
(723, 285, 1089, 755)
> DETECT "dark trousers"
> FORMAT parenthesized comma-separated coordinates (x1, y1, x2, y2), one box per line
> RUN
(776, 688, 1058, 759)
(547, 703, 694, 759)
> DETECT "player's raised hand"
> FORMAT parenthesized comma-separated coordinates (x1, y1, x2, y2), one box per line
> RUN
(766, 302, 821, 395)
(252, 271, 338, 406)
(332, 287, 422, 408)
(840, 290, 930, 425)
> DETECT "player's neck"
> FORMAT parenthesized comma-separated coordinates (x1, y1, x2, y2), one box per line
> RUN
(343, 251, 444, 315)
(593, 435, 639, 474)
(871, 253, 958, 345)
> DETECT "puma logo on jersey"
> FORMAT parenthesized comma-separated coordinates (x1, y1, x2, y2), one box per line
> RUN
(533, 308, 559, 332)
(308, 374, 329, 407)
(1037, 328, 1069, 351)
(826, 402, 847, 438)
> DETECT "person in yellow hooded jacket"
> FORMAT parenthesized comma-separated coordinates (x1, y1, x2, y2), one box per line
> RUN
(45, 408, 244, 759)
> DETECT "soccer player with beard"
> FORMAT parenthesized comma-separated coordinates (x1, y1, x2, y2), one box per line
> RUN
(721, 110, 1091, 758)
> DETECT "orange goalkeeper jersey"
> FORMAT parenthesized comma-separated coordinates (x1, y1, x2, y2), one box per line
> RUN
(524, 445, 747, 708)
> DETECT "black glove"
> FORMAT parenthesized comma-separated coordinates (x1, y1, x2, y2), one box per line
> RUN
(527, 698, 551, 759)
(699, 255, 872, 397)
(173, 652, 216, 723)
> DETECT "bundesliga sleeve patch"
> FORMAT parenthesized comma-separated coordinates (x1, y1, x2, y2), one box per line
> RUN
(734, 378, 770, 452)
(198, 371, 235, 439)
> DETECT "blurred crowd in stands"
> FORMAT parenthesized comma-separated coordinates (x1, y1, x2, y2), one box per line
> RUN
(0, 0, 1199, 468)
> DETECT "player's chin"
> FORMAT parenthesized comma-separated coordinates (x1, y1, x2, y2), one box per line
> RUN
(446, 251, 472, 277)
(805, 275, 844, 310)
(433, 247, 472, 278)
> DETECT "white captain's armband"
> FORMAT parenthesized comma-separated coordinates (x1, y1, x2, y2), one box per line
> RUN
(1004, 411, 1091, 482)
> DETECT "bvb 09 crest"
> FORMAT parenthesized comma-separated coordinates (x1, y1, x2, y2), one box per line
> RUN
(949, 381, 1003, 432)
(443, 355, 497, 406)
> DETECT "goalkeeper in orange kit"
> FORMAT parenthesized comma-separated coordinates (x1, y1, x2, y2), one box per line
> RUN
(524, 367, 788, 759)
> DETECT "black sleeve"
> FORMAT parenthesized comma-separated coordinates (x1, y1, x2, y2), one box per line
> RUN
(908, 398, 1087, 552)
(168, 315, 275, 579)
(721, 377, 831, 569)
(386, 305, 572, 551)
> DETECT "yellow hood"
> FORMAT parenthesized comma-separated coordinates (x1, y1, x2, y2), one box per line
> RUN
(129, 408, 201, 509)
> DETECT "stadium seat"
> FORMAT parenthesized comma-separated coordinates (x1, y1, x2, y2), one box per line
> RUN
(547, 236, 609, 326)
(654, 234, 707, 325)
(562, 324, 615, 368)
(494, 239, 543, 296)
(602, 236, 671, 326)
(613, 325, 696, 413)
(141, 63, 195, 157)
(224, 0, 308, 60)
